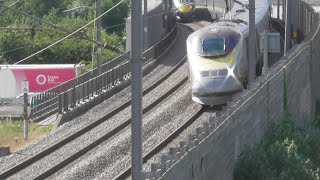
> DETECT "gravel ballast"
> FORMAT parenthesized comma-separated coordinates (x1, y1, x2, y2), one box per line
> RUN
(0, 24, 194, 179)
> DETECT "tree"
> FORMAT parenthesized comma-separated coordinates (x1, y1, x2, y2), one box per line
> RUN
(101, 0, 129, 34)
(0, 0, 128, 66)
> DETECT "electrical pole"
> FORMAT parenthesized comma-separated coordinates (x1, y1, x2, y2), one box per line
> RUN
(249, 0, 256, 82)
(277, 0, 280, 19)
(92, 6, 96, 72)
(96, 0, 102, 76)
(284, 0, 290, 54)
(131, 0, 143, 179)
(144, 0, 148, 50)
(282, 0, 285, 20)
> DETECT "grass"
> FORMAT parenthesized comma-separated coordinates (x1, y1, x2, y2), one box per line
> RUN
(0, 121, 53, 152)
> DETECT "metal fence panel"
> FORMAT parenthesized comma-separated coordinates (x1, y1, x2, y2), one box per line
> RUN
(31, 23, 177, 122)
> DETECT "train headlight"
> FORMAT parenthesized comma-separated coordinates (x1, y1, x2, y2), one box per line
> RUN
(200, 69, 228, 78)
(200, 71, 209, 77)
(227, 67, 235, 78)
(219, 69, 228, 76)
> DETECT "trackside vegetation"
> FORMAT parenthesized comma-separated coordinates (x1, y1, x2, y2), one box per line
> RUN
(0, 121, 53, 152)
(0, 0, 129, 67)
(234, 116, 320, 180)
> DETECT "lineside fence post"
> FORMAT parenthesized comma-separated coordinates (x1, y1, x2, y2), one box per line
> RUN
(23, 92, 28, 141)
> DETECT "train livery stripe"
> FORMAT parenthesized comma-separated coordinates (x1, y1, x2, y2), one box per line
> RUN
(178, 5, 193, 13)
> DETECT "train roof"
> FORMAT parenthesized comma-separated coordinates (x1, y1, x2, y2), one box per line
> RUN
(228, 0, 271, 25)
(190, 0, 271, 37)
(189, 25, 241, 40)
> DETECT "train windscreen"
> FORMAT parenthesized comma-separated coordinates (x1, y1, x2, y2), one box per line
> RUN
(202, 38, 225, 56)
(180, 0, 193, 3)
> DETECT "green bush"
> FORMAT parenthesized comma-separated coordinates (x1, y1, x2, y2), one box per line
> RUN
(0, 0, 127, 66)
(314, 115, 320, 128)
(234, 118, 320, 180)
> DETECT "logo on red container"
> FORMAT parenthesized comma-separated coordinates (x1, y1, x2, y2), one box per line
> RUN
(36, 74, 47, 85)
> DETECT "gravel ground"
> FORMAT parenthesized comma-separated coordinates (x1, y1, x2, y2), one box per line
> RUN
(52, 80, 200, 180)
(0, 24, 193, 178)
(0, 20, 213, 179)
(8, 58, 190, 179)
(142, 109, 217, 173)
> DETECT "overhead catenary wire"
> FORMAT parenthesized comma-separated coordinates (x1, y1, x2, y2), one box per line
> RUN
(0, 21, 128, 56)
(106, 23, 126, 29)
(0, 45, 35, 54)
(0, 8, 172, 61)
(0, 27, 54, 30)
(7, 0, 125, 66)
(0, 4, 122, 53)
(0, 8, 170, 54)
(0, 0, 20, 14)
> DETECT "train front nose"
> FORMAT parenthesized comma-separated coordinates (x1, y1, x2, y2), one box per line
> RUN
(191, 69, 243, 105)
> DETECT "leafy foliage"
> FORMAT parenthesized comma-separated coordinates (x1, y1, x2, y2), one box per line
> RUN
(315, 115, 320, 128)
(101, 0, 129, 34)
(234, 118, 320, 180)
(0, 0, 128, 67)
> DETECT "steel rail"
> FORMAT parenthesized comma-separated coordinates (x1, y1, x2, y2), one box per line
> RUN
(33, 65, 189, 179)
(113, 106, 206, 180)
(0, 56, 187, 179)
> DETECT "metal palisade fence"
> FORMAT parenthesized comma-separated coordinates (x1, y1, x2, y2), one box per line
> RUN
(31, 22, 177, 122)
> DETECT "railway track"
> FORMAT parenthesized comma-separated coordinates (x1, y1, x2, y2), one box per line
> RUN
(0, 56, 188, 179)
(114, 106, 206, 180)
(185, 20, 208, 31)
(0, 22, 208, 180)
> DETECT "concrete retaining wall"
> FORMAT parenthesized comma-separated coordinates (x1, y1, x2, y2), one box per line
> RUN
(142, 1, 320, 179)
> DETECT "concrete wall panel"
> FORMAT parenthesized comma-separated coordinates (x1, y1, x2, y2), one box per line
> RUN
(285, 46, 312, 126)
(311, 14, 320, 118)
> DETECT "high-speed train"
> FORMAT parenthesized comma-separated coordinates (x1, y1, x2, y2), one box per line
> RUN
(187, 0, 272, 105)
(173, 0, 195, 21)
